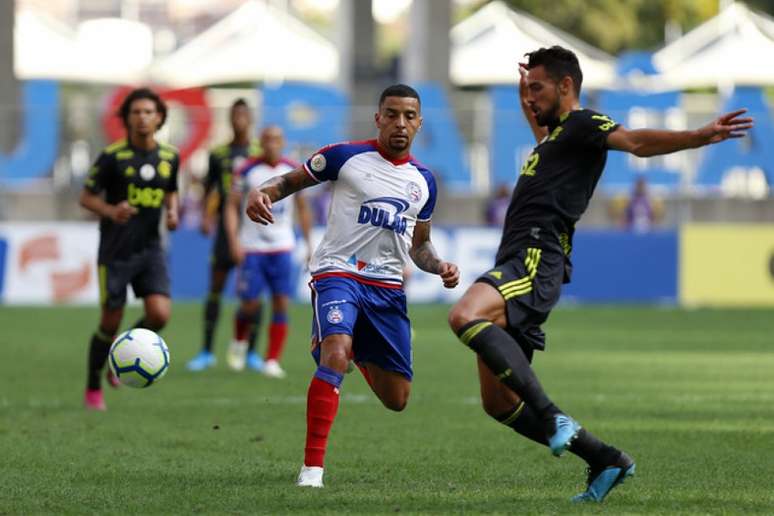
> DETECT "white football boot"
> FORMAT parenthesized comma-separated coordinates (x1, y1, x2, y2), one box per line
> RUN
(262, 359, 287, 379)
(226, 340, 248, 371)
(296, 465, 324, 488)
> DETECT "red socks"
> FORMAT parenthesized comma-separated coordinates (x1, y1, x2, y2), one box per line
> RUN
(234, 311, 250, 341)
(304, 367, 343, 468)
(266, 322, 288, 361)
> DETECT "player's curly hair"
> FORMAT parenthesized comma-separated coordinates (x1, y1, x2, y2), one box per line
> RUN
(118, 88, 167, 130)
(524, 46, 583, 96)
(379, 84, 421, 108)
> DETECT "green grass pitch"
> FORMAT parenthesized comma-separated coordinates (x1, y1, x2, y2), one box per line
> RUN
(1, 303, 773, 514)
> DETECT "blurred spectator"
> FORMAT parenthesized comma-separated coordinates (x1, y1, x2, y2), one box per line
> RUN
(624, 176, 655, 233)
(311, 182, 333, 225)
(484, 184, 511, 227)
(180, 179, 205, 230)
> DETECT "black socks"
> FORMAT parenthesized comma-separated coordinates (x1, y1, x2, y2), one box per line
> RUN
(86, 328, 114, 390)
(457, 319, 559, 421)
(203, 293, 221, 352)
(496, 403, 619, 467)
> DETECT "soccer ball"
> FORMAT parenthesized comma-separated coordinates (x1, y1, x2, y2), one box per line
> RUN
(108, 328, 170, 388)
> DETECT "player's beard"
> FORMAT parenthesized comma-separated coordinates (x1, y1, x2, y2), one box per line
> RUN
(535, 97, 561, 127)
(388, 134, 410, 152)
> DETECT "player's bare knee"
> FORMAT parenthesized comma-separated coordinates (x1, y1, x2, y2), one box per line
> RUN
(448, 302, 475, 334)
(145, 308, 170, 330)
(319, 338, 351, 373)
(321, 354, 348, 373)
(381, 392, 409, 412)
(100, 309, 123, 334)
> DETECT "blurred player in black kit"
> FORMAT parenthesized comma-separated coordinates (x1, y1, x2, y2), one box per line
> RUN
(80, 87, 180, 410)
(187, 99, 261, 371)
(448, 46, 752, 502)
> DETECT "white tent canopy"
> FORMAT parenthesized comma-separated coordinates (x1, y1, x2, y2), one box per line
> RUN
(653, 2, 774, 88)
(15, 11, 153, 84)
(14, 10, 78, 81)
(150, 0, 339, 87)
(450, 1, 616, 89)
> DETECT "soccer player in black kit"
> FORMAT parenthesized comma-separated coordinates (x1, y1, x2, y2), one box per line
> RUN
(187, 99, 261, 372)
(448, 46, 753, 502)
(80, 88, 180, 411)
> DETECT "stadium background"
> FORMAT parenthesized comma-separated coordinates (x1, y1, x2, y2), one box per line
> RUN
(0, 0, 773, 309)
(0, 0, 774, 306)
(2, 2, 774, 514)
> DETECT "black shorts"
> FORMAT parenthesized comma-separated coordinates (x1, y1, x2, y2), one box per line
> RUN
(98, 246, 170, 309)
(475, 248, 565, 358)
(210, 227, 235, 271)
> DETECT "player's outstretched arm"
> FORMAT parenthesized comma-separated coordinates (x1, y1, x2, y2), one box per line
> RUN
(246, 167, 317, 225)
(410, 221, 459, 289)
(519, 64, 548, 143)
(607, 109, 754, 157)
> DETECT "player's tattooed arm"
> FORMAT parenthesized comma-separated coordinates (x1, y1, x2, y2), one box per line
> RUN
(410, 221, 460, 288)
(246, 167, 317, 225)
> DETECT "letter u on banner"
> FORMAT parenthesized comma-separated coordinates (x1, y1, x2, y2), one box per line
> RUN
(0, 80, 60, 186)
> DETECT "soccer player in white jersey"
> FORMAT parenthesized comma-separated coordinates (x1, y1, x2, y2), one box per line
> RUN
(245, 84, 460, 487)
(224, 126, 312, 377)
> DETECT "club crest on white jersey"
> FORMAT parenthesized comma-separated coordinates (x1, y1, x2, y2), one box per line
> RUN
(303, 140, 437, 287)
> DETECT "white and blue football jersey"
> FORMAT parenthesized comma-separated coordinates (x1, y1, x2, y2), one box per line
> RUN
(234, 157, 300, 253)
(303, 139, 437, 287)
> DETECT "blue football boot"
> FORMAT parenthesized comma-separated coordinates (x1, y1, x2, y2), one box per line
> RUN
(186, 350, 216, 371)
(548, 414, 582, 457)
(246, 351, 265, 372)
(572, 452, 636, 503)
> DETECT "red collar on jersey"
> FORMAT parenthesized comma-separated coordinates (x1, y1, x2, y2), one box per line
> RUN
(361, 139, 414, 166)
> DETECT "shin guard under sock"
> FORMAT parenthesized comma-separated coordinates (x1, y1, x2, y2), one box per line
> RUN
(247, 307, 263, 353)
(234, 309, 251, 342)
(457, 319, 559, 421)
(266, 312, 288, 360)
(203, 293, 221, 352)
(87, 328, 114, 390)
(304, 366, 343, 467)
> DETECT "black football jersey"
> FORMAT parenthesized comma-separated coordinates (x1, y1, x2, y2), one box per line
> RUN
(204, 139, 262, 221)
(495, 109, 619, 266)
(84, 139, 180, 262)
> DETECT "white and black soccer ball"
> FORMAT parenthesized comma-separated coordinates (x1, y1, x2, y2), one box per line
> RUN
(108, 329, 170, 388)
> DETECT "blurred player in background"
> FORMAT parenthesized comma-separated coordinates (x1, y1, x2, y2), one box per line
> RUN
(448, 46, 753, 502)
(80, 87, 179, 411)
(224, 126, 312, 377)
(187, 99, 261, 371)
(246, 84, 459, 488)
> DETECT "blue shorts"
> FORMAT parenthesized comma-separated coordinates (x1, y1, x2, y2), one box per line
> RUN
(236, 251, 293, 300)
(310, 275, 413, 380)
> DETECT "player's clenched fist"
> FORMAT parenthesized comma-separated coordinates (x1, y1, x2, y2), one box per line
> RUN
(111, 201, 138, 224)
(438, 261, 460, 289)
(245, 188, 274, 225)
(166, 207, 179, 231)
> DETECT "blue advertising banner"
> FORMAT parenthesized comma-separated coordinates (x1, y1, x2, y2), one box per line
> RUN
(168, 227, 678, 304)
